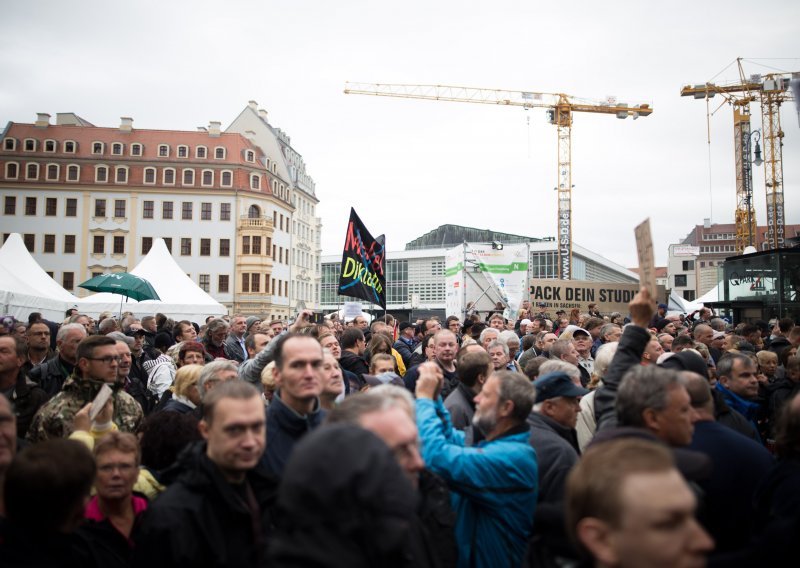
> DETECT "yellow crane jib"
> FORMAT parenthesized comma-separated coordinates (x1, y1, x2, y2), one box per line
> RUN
(344, 82, 653, 280)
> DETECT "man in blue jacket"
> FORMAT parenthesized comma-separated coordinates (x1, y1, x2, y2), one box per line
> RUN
(415, 362, 538, 568)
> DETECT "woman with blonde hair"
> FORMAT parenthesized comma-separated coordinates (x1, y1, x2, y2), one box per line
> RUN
(161, 364, 203, 414)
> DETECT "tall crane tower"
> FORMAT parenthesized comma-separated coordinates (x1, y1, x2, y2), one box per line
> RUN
(344, 83, 652, 280)
(681, 59, 797, 252)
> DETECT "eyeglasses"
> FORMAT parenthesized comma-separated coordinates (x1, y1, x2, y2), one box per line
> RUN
(87, 355, 121, 364)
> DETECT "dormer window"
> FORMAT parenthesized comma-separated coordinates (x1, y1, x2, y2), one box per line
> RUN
(177, 145, 188, 158)
(214, 147, 225, 159)
(130, 143, 142, 156)
(24, 139, 37, 152)
(196, 146, 207, 159)
(44, 140, 57, 152)
(158, 144, 169, 157)
(64, 140, 76, 153)
(245, 150, 255, 162)
(112, 143, 124, 155)
(92, 142, 104, 154)
(3, 138, 16, 151)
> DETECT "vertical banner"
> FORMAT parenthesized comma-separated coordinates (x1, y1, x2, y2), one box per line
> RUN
(338, 208, 386, 308)
(445, 244, 465, 318)
(634, 218, 657, 297)
(471, 243, 529, 320)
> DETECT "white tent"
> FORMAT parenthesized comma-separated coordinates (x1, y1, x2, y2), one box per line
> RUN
(0, 233, 79, 321)
(78, 238, 227, 322)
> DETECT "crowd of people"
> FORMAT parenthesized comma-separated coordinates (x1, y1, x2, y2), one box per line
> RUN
(0, 295, 799, 567)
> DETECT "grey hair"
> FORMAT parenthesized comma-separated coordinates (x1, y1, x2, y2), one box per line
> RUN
(494, 371, 537, 422)
(205, 318, 230, 336)
(365, 384, 416, 418)
(326, 386, 415, 425)
(716, 353, 754, 380)
(600, 323, 620, 340)
(499, 330, 520, 346)
(616, 366, 686, 428)
(487, 340, 509, 357)
(198, 360, 238, 399)
(593, 342, 618, 381)
(106, 331, 134, 347)
(56, 323, 87, 342)
(549, 339, 574, 360)
(479, 327, 499, 344)
(539, 359, 581, 382)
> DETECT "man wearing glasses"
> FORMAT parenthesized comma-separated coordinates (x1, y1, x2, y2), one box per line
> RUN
(27, 335, 143, 442)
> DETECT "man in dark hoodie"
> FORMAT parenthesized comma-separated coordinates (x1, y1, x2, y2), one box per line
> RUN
(260, 333, 326, 476)
(135, 381, 277, 568)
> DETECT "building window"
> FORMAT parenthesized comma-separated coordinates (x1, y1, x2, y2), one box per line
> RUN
(682, 260, 694, 271)
(143, 200, 154, 219)
(201, 202, 211, 220)
(25, 197, 37, 215)
(94, 199, 106, 217)
(199, 274, 210, 292)
(46, 164, 59, 181)
(163, 201, 173, 219)
(95, 165, 108, 182)
(250, 175, 260, 190)
(181, 238, 192, 256)
(114, 199, 126, 218)
(4, 196, 15, 215)
(45, 198, 57, 216)
(674, 274, 688, 287)
(142, 237, 153, 254)
(64, 140, 76, 153)
(242, 273, 250, 293)
(219, 238, 230, 256)
(92, 142, 104, 154)
(44, 140, 56, 152)
(220, 203, 230, 220)
(44, 234, 55, 253)
(214, 147, 225, 159)
(63, 272, 74, 290)
(202, 170, 213, 186)
(26, 163, 39, 180)
(200, 238, 211, 256)
(144, 167, 156, 184)
(5, 162, 18, 179)
(64, 234, 76, 253)
(163, 237, 172, 252)
(181, 202, 192, 220)
(196, 146, 207, 159)
(242, 236, 251, 255)
(218, 274, 229, 293)
(112, 143, 123, 155)
(93, 235, 105, 254)
(3, 138, 16, 151)
(115, 166, 128, 183)
(23, 234, 34, 252)
(251, 273, 260, 293)
(177, 145, 188, 158)
(63, 198, 77, 217)
(245, 150, 255, 162)
(158, 144, 169, 157)
(221, 170, 232, 187)
(130, 143, 142, 156)
(66, 164, 79, 181)
(113, 236, 125, 254)
(252, 236, 261, 255)
(24, 139, 36, 152)
(182, 169, 194, 185)
(683, 290, 696, 302)
(163, 168, 175, 185)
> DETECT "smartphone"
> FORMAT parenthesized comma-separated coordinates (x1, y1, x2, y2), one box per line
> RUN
(310, 312, 324, 325)
(89, 384, 113, 422)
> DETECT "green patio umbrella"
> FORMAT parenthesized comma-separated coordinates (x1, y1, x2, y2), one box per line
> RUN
(79, 272, 161, 316)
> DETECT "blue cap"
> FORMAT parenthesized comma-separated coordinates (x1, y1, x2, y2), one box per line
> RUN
(534, 372, 590, 402)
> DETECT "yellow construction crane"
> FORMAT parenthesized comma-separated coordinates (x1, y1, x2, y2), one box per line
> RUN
(681, 59, 797, 252)
(344, 82, 653, 280)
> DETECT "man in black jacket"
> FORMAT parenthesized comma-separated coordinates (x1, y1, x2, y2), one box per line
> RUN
(339, 328, 370, 389)
(0, 336, 48, 438)
(135, 381, 277, 568)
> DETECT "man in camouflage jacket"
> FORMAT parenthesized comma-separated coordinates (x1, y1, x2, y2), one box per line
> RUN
(27, 335, 143, 443)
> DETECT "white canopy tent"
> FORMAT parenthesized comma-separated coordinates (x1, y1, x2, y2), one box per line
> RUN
(0, 233, 79, 321)
(78, 238, 227, 322)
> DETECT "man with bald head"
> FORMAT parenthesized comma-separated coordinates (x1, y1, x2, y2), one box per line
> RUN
(693, 324, 716, 362)
(403, 329, 459, 398)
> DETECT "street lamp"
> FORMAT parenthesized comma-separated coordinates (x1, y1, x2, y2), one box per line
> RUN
(751, 130, 763, 167)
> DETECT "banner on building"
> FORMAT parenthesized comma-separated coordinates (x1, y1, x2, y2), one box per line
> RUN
(445, 244, 465, 318)
(470, 243, 529, 320)
(529, 279, 666, 315)
(338, 208, 386, 308)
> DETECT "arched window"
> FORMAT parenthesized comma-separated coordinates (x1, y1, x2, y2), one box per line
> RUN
(248, 205, 261, 218)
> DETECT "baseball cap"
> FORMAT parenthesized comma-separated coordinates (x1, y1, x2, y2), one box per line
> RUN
(534, 372, 590, 402)
(399, 321, 415, 332)
(564, 325, 590, 338)
(711, 330, 725, 340)
(520, 318, 532, 327)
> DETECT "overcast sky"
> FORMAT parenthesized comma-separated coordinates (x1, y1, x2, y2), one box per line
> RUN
(2, 0, 797, 268)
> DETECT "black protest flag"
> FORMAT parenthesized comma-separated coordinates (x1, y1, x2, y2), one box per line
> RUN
(338, 208, 386, 308)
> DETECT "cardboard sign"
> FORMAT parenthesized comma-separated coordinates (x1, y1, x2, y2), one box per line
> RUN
(634, 218, 657, 297)
(528, 279, 666, 315)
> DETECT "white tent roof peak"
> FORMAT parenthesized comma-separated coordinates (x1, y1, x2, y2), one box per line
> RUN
(0, 233, 79, 302)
